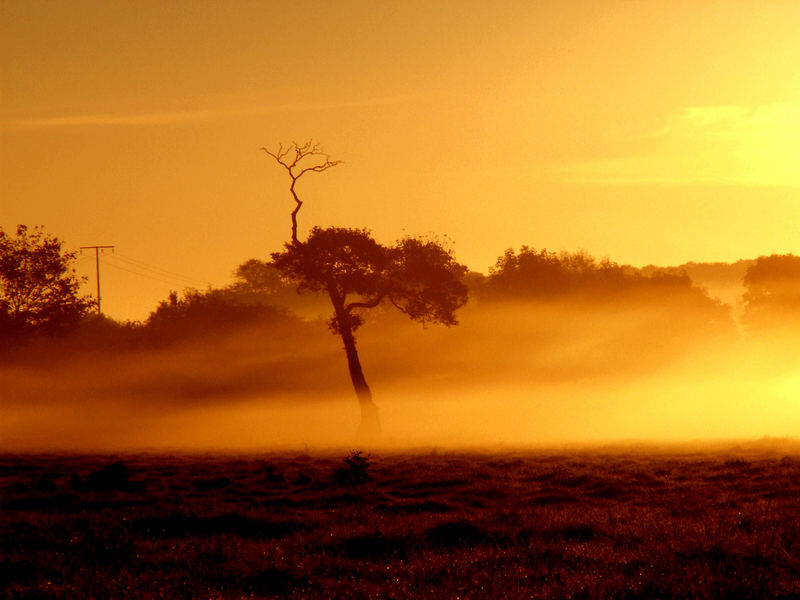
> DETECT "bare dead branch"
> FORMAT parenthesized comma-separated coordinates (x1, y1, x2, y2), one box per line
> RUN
(262, 140, 341, 244)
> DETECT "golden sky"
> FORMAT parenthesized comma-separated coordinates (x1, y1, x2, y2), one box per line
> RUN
(3, 0, 800, 321)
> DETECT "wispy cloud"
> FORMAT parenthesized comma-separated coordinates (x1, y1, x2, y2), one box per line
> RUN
(0, 94, 422, 131)
(561, 103, 800, 187)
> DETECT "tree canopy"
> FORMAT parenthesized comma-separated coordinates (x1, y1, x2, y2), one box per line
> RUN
(481, 246, 718, 302)
(271, 226, 468, 333)
(0, 225, 93, 337)
(742, 253, 800, 331)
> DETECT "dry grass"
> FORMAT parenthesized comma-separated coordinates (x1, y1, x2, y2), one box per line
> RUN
(3, 446, 800, 598)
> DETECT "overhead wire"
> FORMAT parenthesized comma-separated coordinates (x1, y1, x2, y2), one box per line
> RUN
(101, 260, 195, 287)
(109, 252, 211, 287)
(75, 250, 214, 289)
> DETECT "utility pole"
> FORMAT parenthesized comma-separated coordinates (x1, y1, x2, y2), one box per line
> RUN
(80, 245, 115, 314)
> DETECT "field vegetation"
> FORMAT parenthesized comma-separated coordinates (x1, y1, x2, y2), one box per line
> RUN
(4, 446, 800, 598)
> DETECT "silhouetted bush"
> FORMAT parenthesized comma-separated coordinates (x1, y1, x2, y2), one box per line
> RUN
(84, 461, 131, 492)
(260, 461, 285, 484)
(553, 523, 599, 542)
(192, 476, 230, 491)
(375, 500, 453, 515)
(293, 471, 312, 486)
(0, 559, 37, 586)
(132, 514, 305, 539)
(333, 451, 371, 486)
(335, 532, 409, 560)
(426, 520, 490, 549)
(144, 287, 303, 343)
(35, 477, 57, 493)
(240, 568, 309, 596)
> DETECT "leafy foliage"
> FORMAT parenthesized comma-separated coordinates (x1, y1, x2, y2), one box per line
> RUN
(0, 224, 93, 337)
(742, 254, 800, 331)
(232, 258, 286, 294)
(389, 236, 469, 326)
(271, 226, 468, 334)
(480, 246, 733, 329)
(333, 450, 372, 486)
(483, 246, 710, 299)
(145, 287, 300, 341)
(273, 228, 386, 297)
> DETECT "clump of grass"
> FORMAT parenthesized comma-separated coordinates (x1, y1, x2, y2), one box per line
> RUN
(426, 520, 490, 549)
(214, 567, 309, 596)
(35, 477, 57, 493)
(333, 451, 371, 486)
(73, 461, 144, 492)
(550, 522, 599, 542)
(333, 532, 409, 560)
(132, 513, 305, 539)
(241, 568, 309, 596)
(192, 476, 230, 491)
(293, 471, 312, 485)
(261, 461, 284, 483)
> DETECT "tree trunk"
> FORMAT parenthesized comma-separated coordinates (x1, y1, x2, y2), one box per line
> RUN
(328, 287, 381, 438)
(338, 324, 381, 438)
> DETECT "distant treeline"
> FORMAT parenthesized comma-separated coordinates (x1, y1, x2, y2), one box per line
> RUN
(3, 240, 800, 358)
(5, 239, 800, 409)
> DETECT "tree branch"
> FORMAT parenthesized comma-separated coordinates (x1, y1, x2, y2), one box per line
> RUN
(261, 140, 341, 245)
(345, 293, 387, 313)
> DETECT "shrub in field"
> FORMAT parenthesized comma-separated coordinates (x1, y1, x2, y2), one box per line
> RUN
(261, 461, 285, 483)
(67, 461, 145, 492)
(334, 532, 409, 560)
(192, 476, 230, 491)
(132, 514, 305, 539)
(426, 520, 490, 549)
(84, 461, 131, 491)
(333, 451, 371, 486)
(241, 568, 309, 596)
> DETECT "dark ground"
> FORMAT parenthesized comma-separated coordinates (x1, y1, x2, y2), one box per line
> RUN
(3, 445, 800, 599)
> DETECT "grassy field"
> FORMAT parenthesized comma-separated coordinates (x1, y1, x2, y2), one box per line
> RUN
(3, 445, 800, 599)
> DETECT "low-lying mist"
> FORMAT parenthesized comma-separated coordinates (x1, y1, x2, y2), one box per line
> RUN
(2, 295, 799, 452)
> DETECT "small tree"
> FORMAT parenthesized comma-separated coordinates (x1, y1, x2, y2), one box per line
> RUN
(233, 259, 285, 294)
(264, 141, 468, 435)
(0, 225, 94, 338)
(742, 254, 800, 332)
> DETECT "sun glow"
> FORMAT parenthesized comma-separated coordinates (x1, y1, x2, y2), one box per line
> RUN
(770, 371, 800, 406)
(563, 102, 800, 187)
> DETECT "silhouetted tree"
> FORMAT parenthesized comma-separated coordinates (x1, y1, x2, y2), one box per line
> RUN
(742, 254, 800, 332)
(0, 225, 93, 338)
(233, 259, 284, 295)
(480, 245, 733, 346)
(144, 287, 299, 343)
(230, 258, 329, 317)
(483, 246, 723, 302)
(264, 141, 468, 435)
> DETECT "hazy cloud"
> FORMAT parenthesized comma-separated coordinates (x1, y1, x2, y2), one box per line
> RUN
(561, 103, 800, 187)
(0, 94, 426, 131)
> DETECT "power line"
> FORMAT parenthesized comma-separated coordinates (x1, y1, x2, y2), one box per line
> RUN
(102, 259, 204, 287)
(79, 245, 115, 314)
(77, 249, 216, 304)
(109, 252, 211, 287)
